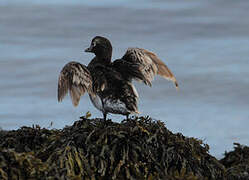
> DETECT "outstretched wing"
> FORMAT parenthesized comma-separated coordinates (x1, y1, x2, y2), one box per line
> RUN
(58, 61, 93, 106)
(114, 48, 178, 89)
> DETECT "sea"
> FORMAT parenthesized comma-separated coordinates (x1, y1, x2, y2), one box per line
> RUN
(1, 0, 249, 158)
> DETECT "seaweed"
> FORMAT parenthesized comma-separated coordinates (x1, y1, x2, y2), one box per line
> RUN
(220, 143, 249, 180)
(0, 116, 245, 179)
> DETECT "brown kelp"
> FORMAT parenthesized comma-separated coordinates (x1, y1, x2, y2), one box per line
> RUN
(0, 116, 245, 179)
(220, 143, 249, 180)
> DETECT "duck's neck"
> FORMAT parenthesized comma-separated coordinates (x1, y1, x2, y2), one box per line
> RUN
(96, 51, 112, 65)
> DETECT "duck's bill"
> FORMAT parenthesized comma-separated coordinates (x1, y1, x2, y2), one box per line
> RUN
(84, 46, 92, 52)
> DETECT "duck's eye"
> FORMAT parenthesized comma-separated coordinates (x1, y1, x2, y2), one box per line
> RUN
(92, 42, 96, 47)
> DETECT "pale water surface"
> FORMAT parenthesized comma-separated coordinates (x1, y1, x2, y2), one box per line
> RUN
(1, 0, 249, 158)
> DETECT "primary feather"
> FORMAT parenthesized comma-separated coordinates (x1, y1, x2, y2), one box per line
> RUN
(58, 61, 92, 106)
(118, 48, 178, 88)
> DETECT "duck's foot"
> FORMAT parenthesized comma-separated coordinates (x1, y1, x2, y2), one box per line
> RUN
(103, 113, 107, 121)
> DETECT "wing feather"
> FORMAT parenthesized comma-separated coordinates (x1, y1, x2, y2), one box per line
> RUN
(58, 61, 93, 106)
(119, 48, 178, 89)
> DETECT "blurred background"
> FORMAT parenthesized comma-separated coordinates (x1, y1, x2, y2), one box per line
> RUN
(0, 0, 248, 158)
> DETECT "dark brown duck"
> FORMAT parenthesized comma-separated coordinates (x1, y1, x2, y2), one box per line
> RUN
(58, 36, 178, 120)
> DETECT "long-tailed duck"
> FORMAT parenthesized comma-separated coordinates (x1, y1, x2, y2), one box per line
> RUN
(58, 36, 178, 120)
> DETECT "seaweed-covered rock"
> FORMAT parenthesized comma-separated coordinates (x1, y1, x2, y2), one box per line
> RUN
(0, 148, 48, 179)
(0, 116, 226, 179)
(220, 143, 249, 180)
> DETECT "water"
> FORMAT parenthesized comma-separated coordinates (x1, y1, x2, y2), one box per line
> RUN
(1, 0, 249, 158)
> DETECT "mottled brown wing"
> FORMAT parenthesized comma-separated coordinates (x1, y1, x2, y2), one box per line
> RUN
(121, 48, 178, 89)
(58, 61, 93, 106)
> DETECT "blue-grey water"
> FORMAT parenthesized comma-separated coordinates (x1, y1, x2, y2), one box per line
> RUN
(1, 0, 249, 158)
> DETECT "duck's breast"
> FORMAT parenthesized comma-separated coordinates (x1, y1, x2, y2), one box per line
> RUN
(89, 94, 104, 112)
(103, 98, 129, 115)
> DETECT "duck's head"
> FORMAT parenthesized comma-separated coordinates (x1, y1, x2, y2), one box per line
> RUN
(85, 36, 112, 61)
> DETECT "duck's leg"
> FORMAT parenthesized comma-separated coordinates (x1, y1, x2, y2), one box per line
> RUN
(103, 113, 107, 121)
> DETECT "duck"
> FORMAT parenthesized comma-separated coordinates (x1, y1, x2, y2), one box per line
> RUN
(58, 36, 178, 120)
